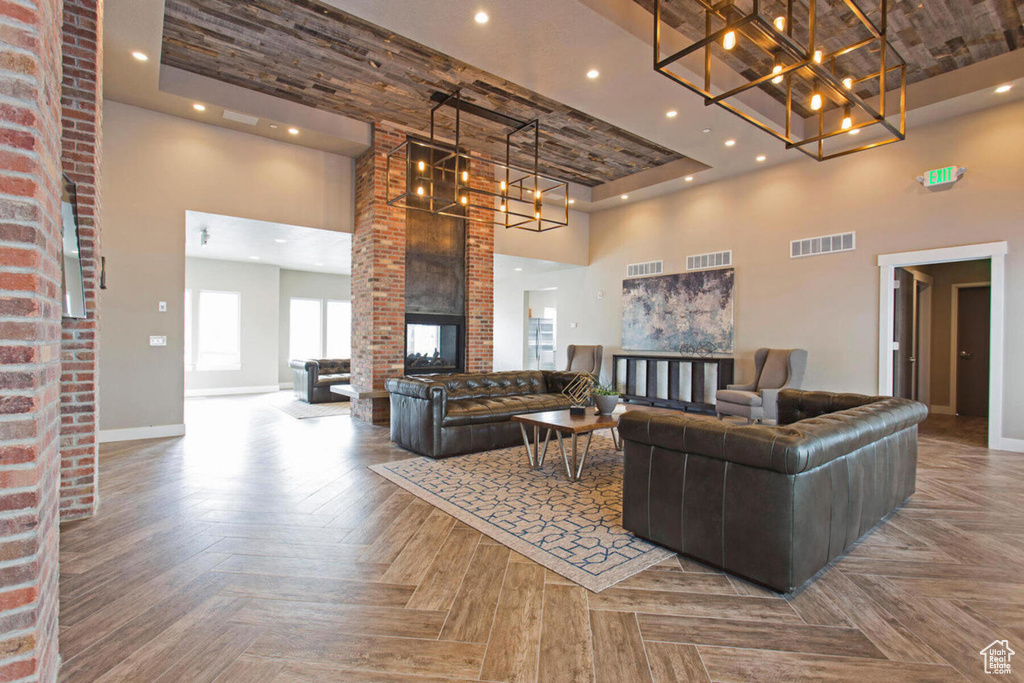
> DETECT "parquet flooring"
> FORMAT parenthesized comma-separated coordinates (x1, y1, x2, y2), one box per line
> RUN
(58, 396, 1024, 682)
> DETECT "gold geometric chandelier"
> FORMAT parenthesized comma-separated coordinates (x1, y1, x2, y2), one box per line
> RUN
(654, 0, 906, 161)
(386, 90, 570, 231)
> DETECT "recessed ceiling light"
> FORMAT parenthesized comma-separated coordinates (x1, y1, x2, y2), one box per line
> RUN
(269, 124, 279, 129)
(248, 256, 260, 260)
(756, 155, 766, 162)
(192, 103, 206, 112)
(568, 199, 575, 204)
(288, 127, 299, 135)
(586, 69, 600, 79)
(131, 51, 149, 62)
(995, 84, 1012, 94)
(684, 176, 694, 182)
(849, 129, 860, 135)
(474, 10, 489, 23)
(702, 128, 712, 134)
(725, 139, 736, 147)
(274, 239, 287, 243)
(666, 110, 678, 118)
(620, 194, 629, 200)
(514, 267, 523, 271)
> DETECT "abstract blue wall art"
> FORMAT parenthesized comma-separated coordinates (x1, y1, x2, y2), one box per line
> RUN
(621, 269, 734, 353)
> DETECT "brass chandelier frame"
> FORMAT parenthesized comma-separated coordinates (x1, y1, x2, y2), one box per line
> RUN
(386, 90, 570, 232)
(654, 0, 906, 161)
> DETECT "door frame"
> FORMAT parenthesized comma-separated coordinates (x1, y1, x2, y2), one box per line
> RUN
(950, 282, 991, 416)
(877, 241, 1011, 452)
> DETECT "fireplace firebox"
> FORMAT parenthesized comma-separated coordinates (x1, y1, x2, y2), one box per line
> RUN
(404, 314, 464, 375)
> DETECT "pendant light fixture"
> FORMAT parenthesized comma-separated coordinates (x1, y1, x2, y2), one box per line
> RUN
(652, 0, 907, 161)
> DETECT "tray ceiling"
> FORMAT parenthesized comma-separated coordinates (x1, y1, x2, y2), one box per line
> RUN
(161, 0, 690, 187)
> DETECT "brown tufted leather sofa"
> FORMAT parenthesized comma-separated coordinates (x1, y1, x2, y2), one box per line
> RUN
(386, 371, 583, 458)
(290, 359, 351, 404)
(619, 389, 928, 593)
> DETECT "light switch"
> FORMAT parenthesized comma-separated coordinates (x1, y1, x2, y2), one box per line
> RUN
(158, 301, 167, 312)
(149, 335, 167, 347)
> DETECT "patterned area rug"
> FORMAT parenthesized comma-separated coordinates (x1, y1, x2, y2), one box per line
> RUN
(370, 434, 674, 592)
(268, 392, 351, 419)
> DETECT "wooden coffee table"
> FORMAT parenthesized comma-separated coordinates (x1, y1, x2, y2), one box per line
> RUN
(512, 408, 625, 482)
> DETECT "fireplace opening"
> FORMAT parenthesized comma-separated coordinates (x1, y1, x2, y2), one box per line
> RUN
(405, 314, 464, 374)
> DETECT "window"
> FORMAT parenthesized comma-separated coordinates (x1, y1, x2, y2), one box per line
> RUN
(289, 298, 323, 360)
(196, 290, 241, 370)
(184, 290, 193, 371)
(326, 300, 352, 358)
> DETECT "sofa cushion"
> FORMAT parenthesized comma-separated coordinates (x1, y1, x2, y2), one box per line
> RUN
(443, 393, 572, 427)
(439, 371, 549, 401)
(315, 374, 350, 386)
(716, 389, 762, 407)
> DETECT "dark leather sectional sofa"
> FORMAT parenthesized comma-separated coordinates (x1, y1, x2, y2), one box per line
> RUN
(386, 370, 582, 458)
(619, 389, 928, 593)
(290, 359, 351, 404)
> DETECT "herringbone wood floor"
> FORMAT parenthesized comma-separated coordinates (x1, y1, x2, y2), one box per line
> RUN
(58, 395, 1024, 682)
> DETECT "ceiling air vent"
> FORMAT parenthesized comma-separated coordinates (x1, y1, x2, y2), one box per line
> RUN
(791, 231, 855, 259)
(686, 250, 732, 271)
(626, 260, 664, 278)
(222, 110, 259, 126)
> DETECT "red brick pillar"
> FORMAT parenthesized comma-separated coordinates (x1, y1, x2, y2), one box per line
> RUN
(0, 0, 65, 679)
(350, 124, 406, 424)
(465, 166, 494, 373)
(59, 0, 101, 521)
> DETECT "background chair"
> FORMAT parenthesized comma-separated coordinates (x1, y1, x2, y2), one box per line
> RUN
(565, 344, 603, 377)
(716, 348, 807, 423)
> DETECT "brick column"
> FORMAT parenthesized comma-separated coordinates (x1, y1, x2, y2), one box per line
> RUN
(350, 124, 406, 424)
(59, 0, 101, 521)
(465, 165, 494, 373)
(0, 0, 65, 680)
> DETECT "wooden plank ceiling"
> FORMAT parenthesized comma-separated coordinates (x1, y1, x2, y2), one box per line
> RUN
(160, 0, 689, 188)
(641, 0, 1024, 115)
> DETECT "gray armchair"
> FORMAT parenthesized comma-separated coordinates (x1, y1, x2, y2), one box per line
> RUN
(716, 348, 807, 423)
(564, 344, 603, 377)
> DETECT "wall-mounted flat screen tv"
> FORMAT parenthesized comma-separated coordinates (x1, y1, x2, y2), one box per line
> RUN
(62, 175, 87, 319)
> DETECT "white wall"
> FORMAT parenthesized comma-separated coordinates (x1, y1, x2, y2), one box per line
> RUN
(100, 100, 355, 432)
(278, 269, 352, 384)
(572, 98, 1024, 442)
(184, 258, 281, 395)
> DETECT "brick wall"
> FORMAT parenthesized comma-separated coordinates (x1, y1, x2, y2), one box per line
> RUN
(465, 163, 494, 373)
(350, 124, 406, 424)
(59, 0, 101, 521)
(0, 0, 66, 679)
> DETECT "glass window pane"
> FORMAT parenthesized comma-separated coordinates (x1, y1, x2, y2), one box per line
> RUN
(290, 298, 323, 361)
(184, 289, 193, 371)
(197, 291, 240, 370)
(326, 300, 351, 359)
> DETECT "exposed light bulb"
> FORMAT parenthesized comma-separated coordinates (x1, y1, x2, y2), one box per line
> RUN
(535, 211, 541, 220)
(810, 91, 823, 111)
(813, 49, 823, 63)
(416, 186, 425, 196)
(771, 64, 784, 85)
(842, 77, 853, 90)
(461, 170, 468, 182)
(773, 16, 786, 31)
(500, 180, 507, 191)
(500, 204, 507, 212)
(723, 30, 736, 50)
(841, 106, 852, 130)
(417, 160, 426, 171)
(534, 189, 541, 198)
(460, 195, 468, 205)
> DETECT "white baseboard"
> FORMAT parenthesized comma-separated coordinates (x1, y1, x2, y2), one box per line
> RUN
(99, 424, 186, 443)
(184, 385, 280, 398)
(279, 382, 293, 390)
(929, 404, 954, 415)
(994, 437, 1024, 453)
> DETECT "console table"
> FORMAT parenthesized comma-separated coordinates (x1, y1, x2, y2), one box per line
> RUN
(612, 353, 734, 415)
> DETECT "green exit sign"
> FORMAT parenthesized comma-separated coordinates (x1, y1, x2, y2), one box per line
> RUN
(920, 165, 964, 187)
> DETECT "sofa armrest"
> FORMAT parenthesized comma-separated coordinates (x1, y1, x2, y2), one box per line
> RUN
(726, 381, 757, 392)
(385, 376, 446, 402)
(619, 397, 927, 474)
(290, 359, 318, 372)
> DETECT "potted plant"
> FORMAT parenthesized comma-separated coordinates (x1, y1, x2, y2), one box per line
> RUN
(592, 383, 620, 415)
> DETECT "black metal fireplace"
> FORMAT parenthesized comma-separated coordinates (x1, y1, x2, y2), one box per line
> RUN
(404, 314, 464, 375)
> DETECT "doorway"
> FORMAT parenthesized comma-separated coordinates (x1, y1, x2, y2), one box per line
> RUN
(877, 242, 1008, 451)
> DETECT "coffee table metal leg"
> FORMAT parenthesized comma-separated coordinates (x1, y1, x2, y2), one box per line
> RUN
(519, 423, 536, 467)
(556, 431, 574, 480)
(611, 427, 622, 451)
(538, 429, 551, 467)
(574, 431, 594, 480)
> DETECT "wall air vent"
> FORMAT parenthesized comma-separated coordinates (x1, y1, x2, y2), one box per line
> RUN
(686, 250, 732, 271)
(790, 231, 856, 259)
(626, 260, 664, 278)
(222, 110, 259, 126)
